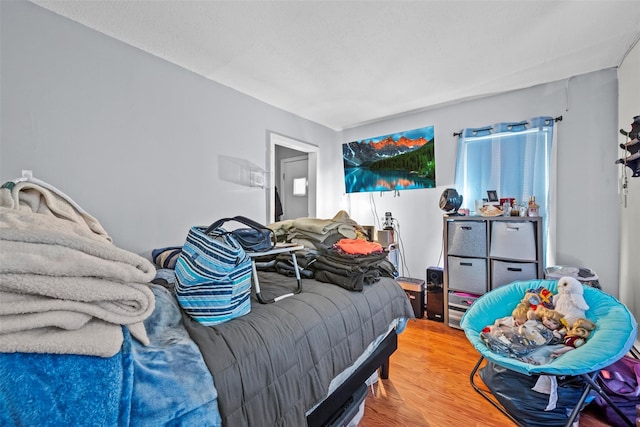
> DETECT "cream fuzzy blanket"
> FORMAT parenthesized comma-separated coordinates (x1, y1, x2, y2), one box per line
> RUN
(0, 182, 155, 357)
(0, 180, 111, 241)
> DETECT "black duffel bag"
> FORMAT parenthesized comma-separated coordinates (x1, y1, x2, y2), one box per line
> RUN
(206, 216, 276, 252)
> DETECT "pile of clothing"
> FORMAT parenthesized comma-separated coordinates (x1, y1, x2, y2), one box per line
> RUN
(252, 250, 317, 279)
(0, 178, 155, 357)
(267, 211, 394, 291)
(267, 210, 364, 249)
(313, 238, 394, 291)
(261, 211, 395, 291)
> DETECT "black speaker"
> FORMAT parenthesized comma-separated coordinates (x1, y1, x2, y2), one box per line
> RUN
(426, 267, 444, 322)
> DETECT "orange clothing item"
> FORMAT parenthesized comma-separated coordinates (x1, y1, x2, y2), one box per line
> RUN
(335, 238, 383, 255)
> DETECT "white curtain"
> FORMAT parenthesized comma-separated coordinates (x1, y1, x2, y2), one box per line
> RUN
(454, 116, 556, 264)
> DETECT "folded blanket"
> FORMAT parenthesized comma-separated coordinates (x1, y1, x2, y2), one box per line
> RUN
(0, 327, 134, 427)
(289, 236, 324, 250)
(292, 217, 357, 238)
(1, 240, 155, 282)
(269, 212, 360, 244)
(267, 219, 295, 234)
(0, 317, 134, 358)
(287, 229, 340, 243)
(0, 180, 111, 241)
(0, 208, 154, 276)
(0, 276, 154, 329)
(0, 184, 156, 357)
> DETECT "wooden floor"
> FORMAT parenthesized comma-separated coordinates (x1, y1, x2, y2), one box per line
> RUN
(359, 318, 616, 427)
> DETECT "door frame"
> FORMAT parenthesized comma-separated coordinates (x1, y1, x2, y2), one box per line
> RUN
(268, 132, 318, 223)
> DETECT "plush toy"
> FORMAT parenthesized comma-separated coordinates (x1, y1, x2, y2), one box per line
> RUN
(524, 287, 554, 311)
(564, 318, 597, 348)
(552, 317, 597, 356)
(553, 276, 589, 325)
(505, 288, 555, 326)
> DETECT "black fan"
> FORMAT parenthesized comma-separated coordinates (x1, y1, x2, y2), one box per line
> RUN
(439, 188, 463, 215)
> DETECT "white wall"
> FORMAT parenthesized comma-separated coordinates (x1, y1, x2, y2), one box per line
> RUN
(342, 70, 621, 296)
(0, 1, 627, 301)
(0, 1, 340, 253)
(618, 41, 640, 320)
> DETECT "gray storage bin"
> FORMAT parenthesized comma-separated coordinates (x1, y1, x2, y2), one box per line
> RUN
(491, 259, 538, 289)
(447, 220, 487, 257)
(489, 221, 536, 261)
(447, 255, 487, 294)
(448, 305, 466, 329)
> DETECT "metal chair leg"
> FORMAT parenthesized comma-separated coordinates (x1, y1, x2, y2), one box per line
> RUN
(469, 356, 634, 427)
(563, 372, 595, 427)
(469, 356, 524, 426)
(580, 371, 634, 427)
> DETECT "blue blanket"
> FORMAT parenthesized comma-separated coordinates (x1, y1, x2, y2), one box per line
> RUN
(0, 330, 134, 426)
(0, 284, 221, 426)
(130, 284, 220, 426)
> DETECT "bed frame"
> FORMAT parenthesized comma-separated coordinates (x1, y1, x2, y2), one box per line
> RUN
(307, 331, 396, 427)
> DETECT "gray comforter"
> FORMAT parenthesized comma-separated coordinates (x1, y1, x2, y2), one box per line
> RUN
(183, 272, 414, 427)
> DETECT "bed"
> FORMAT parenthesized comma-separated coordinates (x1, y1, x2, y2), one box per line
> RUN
(0, 267, 414, 427)
(183, 269, 414, 426)
(0, 185, 414, 427)
(460, 279, 638, 427)
(1, 262, 416, 427)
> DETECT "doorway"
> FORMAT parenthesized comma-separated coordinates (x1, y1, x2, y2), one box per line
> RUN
(280, 155, 309, 220)
(268, 132, 318, 223)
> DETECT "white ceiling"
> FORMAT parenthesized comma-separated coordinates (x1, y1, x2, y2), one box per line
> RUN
(31, 0, 640, 131)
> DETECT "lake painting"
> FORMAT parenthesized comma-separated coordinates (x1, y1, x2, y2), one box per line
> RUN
(342, 125, 436, 193)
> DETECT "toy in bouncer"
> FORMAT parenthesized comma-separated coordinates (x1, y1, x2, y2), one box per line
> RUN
(561, 318, 597, 351)
(461, 278, 638, 427)
(553, 276, 589, 325)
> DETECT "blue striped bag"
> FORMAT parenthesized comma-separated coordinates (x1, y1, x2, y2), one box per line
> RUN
(174, 225, 252, 325)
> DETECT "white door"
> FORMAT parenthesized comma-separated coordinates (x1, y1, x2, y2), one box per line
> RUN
(280, 155, 309, 220)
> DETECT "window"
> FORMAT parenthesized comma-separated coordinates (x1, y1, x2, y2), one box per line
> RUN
(454, 116, 556, 263)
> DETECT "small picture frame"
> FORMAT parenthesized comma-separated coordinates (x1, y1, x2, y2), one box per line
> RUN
(487, 190, 498, 202)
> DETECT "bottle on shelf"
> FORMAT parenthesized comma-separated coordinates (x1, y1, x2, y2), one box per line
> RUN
(528, 196, 539, 217)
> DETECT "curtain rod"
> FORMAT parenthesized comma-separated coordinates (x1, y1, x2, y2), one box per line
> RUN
(452, 115, 563, 137)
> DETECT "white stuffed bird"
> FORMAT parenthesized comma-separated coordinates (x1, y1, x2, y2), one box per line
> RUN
(553, 276, 589, 325)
